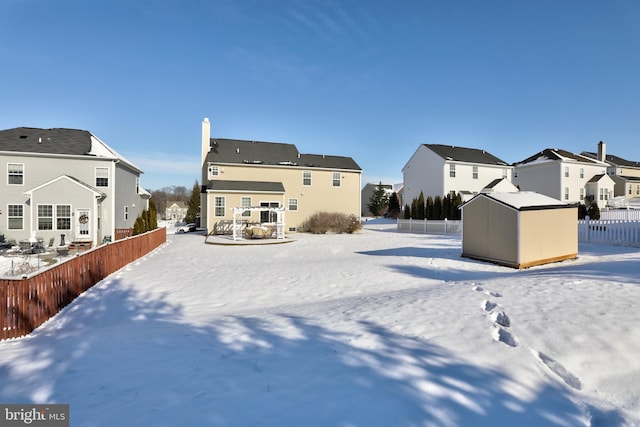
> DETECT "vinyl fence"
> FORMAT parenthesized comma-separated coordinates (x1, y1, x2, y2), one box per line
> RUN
(578, 218, 640, 247)
(396, 218, 462, 235)
(599, 209, 640, 221)
(1, 227, 166, 340)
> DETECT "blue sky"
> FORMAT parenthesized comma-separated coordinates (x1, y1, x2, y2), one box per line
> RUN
(2, 0, 639, 191)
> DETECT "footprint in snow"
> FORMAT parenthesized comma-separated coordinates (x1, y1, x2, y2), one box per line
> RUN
(493, 327, 518, 347)
(491, 311, 511, 327)
(473, 285, 484, 292)
(537, 351, 582, 390)
(482, 300, 497, 312)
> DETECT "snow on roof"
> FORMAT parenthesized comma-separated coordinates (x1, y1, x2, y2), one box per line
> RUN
(482, 191, 568, 210)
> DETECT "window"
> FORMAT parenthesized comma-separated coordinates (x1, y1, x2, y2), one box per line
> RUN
(564, 187, 569, 200)
(8, 163, 24, 185)
(241, 197, 251, 217)
(449, 164, 456, 178)
(472, 166, 478, 179)
(57, 205, 71, 230)
(637, 185, 640, 195)
(214, 196, 225, 216)
(96, 167, 109, 187)
(630, 185, 633, 195)
(580, 168, 584, 179)
(303, 171, 312, 186)
(599, 188, 605, 201)
(8, 204, 23, 229)
(333, 172, 341, 187)
(38, 205, 53, 230)
(288, 198, 298, 211)
(564, 167, 569, 178)
(124, 206, 129, 221)
(211, 166, 219, 176)
(580, 188, 585, 201)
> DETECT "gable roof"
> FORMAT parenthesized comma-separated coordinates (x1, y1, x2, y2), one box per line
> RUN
(586, 173, 614, 184)
(206, 138, 361, 171)
(424, 144, 510, 166)
(0, 127, 92, 155)
(582, 151, 640, 168)
(24, 175, 106, 198)
(0, 127, 143, 173)
(515, 148, 604, 166)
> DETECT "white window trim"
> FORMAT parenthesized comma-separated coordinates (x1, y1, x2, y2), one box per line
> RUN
(7, 162, 24, 186)
(8, 204, 24, 230)
(214, 196, 226, 217)
(303, 170, 312, 186)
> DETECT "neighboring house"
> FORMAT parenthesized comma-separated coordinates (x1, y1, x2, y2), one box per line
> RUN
(0, 127, 149, 245)
(582, 141, 640, 200)
(402, 144, 513, 205)
(513, 146, 612, 209)
(166, 201, 188, 222)
(361, 182, 393, 216)
(200, 118, 362, 233)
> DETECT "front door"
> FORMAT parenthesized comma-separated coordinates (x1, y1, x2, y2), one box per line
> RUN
(76, 209, 91, 240)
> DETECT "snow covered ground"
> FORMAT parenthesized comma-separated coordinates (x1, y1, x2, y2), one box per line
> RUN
(1, 219, 639, 426)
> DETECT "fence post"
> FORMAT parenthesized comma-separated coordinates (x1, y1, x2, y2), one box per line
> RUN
(424, 218, 427, 233)
(444, 218, 448, 235)
(585, 215, 590, 242)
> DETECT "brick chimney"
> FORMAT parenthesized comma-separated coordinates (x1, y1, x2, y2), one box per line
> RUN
(597, 140, 606, 162)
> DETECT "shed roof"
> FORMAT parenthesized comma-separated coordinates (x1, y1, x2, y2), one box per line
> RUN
(465, 192, 572, 211)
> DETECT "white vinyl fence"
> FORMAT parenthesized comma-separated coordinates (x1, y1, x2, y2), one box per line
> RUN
(397, 217, 640, 247)
(578, 218, 640, 247)
(599, 209, 640, 221)
(396, 218, 462, 235)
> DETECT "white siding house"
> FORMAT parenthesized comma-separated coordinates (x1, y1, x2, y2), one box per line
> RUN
(582, 141, 640, 202)
(402, 144, 513, 205)
(0, 127, 149, 246)
(513, 147, 612, 208)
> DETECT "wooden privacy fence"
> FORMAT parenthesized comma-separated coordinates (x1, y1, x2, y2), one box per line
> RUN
(578, 218, 640, 247)
(1, 227, 166, 340)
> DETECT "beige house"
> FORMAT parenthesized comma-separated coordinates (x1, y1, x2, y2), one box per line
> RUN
(165, 201, 188, 222)
(461, 192, 577, 269)
(200, 118, 362, 234)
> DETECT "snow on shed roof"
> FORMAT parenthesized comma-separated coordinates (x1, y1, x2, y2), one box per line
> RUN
(466, 192, 573, 211)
